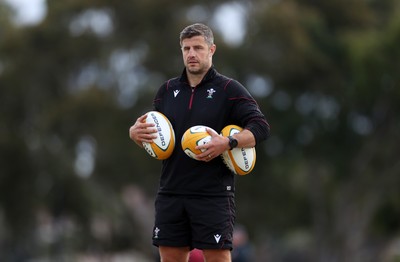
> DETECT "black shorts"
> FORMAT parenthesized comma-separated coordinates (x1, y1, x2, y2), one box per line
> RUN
(152, 194, 236, 250)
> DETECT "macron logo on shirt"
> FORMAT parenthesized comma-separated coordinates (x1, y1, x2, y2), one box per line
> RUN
(173, 90, 180, 97)
(214, 234, 221, 243)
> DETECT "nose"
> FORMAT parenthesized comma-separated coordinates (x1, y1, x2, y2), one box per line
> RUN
(188, 47, 196, 57)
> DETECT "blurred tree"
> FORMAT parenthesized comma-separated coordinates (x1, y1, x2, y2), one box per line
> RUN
(231, 0, 400, 261)
(0, 0, 241, 260)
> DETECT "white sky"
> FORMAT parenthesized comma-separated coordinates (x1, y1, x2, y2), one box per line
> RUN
(213, 2, 247, 46)
(4, 0, 47, 25)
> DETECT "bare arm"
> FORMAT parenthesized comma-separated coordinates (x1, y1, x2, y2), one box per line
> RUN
(229, 129, 256, 148)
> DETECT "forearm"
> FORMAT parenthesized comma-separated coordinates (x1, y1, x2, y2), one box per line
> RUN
(230, 129, 256, 149)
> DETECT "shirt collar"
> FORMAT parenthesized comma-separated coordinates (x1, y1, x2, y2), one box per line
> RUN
(179, 66, 217, 86)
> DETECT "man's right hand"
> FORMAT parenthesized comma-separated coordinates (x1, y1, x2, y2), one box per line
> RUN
(129, 114, 158, 148)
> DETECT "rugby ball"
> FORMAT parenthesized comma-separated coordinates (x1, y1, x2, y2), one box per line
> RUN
(220, 125, 256, 175)
(142, 111, 175, 160)
(181, 125, 216, 160)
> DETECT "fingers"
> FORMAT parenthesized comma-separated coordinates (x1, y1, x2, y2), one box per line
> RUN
(129, 114, 158, 143)
(196, 151, 215, 162)
(196, 142, 218, 162)
(195, 131, 231, 162)
(137, 114, 147, 122)
(206, 127, 218, 136)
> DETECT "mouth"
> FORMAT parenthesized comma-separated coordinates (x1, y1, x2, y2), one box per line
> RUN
(187, 60, 198, 65)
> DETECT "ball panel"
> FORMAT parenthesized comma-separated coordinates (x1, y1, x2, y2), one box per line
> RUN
(220, 125, 242, 137)
(227, 147, 256, 175)
(221, 151, 235, 172)
(142, 111, 175, 160)
(143, 142, 157, 158)
(181, 125, 215, 160)
(220, 124, 256, 175)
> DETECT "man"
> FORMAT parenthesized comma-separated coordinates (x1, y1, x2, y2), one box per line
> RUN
(129, 23, 270, 262)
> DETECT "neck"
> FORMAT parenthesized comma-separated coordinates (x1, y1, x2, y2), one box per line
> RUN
(186, 67, 211, 87)
(188, 74, 204, 87)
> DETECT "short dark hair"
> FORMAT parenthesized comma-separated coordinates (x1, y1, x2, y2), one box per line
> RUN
(179, 23, 214, 46)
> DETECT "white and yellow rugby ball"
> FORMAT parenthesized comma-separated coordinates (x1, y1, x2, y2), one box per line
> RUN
(220, 125, 256, 175)
(142, 111, 175, 160)
(181, 125, 216, 160)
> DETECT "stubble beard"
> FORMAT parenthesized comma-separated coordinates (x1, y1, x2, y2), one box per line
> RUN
(186, 62, 209, 76)
(187, 67, 203, 75)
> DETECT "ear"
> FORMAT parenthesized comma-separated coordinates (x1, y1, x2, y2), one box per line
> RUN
(209, 44, 216, 56)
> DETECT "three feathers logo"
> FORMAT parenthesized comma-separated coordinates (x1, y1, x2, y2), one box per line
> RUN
(207, 88, 216, 98)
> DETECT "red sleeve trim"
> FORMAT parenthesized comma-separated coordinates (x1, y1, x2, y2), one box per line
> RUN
(223, 79, 232, 91)
(166, 79, 171, 91)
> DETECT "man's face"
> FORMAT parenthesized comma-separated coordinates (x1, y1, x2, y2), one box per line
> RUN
(181, 36, 216, 75)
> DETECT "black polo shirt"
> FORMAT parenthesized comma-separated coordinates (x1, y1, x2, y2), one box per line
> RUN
(153, 67, 270, 196)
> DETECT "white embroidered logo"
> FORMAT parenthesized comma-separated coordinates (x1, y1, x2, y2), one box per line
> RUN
(214, 234, 221, 243)
(207, 88, 216, 99)
(173, 90, 180, 97)
(154, 227, 160, 239)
